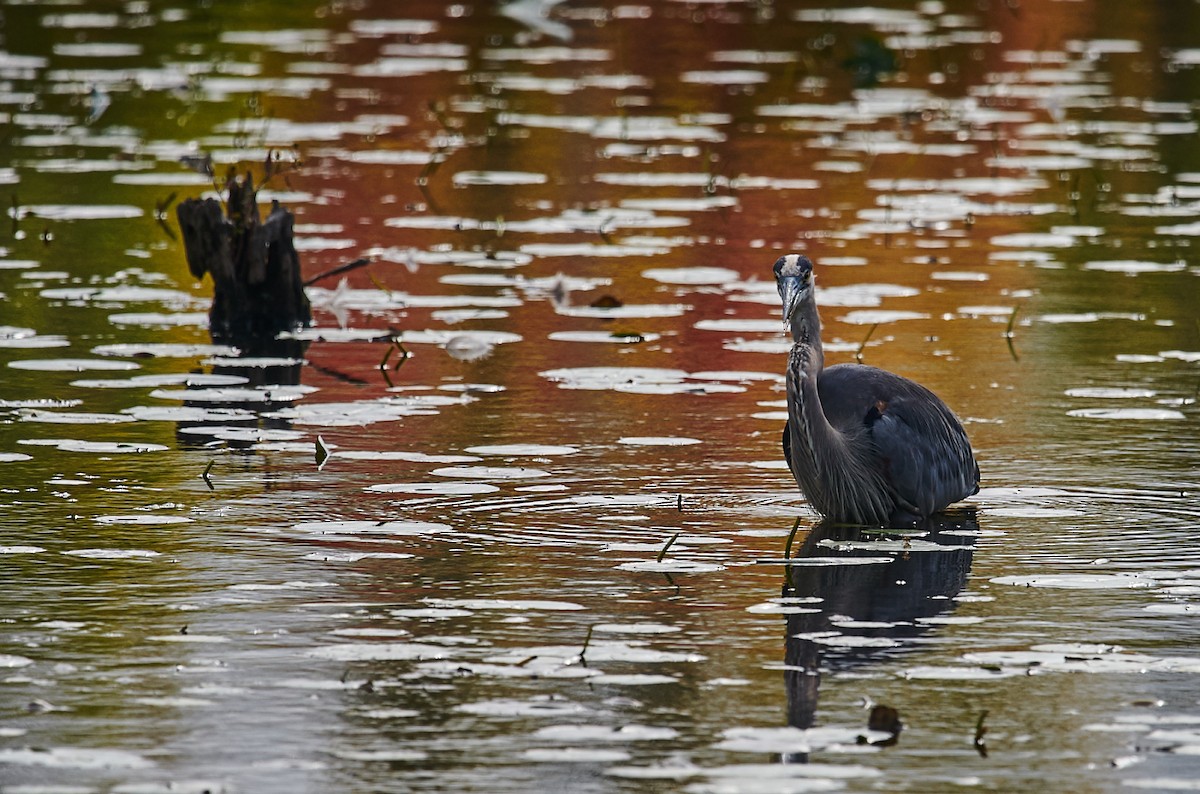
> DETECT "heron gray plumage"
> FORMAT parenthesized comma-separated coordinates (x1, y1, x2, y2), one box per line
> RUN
(774, 254, 979, 526)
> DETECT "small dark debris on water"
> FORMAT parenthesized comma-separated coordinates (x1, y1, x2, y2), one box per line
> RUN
(303, 256, 373, 288)
(974, 709, 989, 758)
(857, 704, 902, 746)
(358, 679, 375, 694)
(841, 36, 897, 88)
(180, 625, 189, 635)
(201, 460, 215, 490)
(579, 624, 595, 667)
(657, 532, 680, 563)
(1005, 304, 1021, 362)
(590, 294, 623, 309)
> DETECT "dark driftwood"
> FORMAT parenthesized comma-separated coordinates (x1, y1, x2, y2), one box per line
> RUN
(176, 175, 311, 342)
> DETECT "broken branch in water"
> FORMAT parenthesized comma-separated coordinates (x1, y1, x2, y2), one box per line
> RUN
(304, 257, 373, 288)
(657, 532, 680, 563)
(579, 624, 595, 667)
(974, 709, 989, 758)
(1005, 304, 1021, 362)
(855, 323, 878, 364)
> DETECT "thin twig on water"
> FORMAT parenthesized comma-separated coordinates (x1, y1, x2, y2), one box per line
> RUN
(783, 515, 804, 560)
(782, 515, 804, 588)
(973, 709, 989, 758)
(855, 323, 878, 364)
(304, 257, 372, 288)
(657, 532, 680, 563)
(201, 459, 215, 490)
(1005, 304, 1021, 362)
(579, 624, 595, 667)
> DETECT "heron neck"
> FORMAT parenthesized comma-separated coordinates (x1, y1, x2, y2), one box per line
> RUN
(788, 297, 824, 373)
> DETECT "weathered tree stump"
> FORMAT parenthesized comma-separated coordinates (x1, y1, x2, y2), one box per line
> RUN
(176, 174, 311, 343)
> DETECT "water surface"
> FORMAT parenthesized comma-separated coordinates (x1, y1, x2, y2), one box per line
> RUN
(1, 1, 1199, 792)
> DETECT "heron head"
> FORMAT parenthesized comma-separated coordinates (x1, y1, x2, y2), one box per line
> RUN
(773, 254, 814, 325)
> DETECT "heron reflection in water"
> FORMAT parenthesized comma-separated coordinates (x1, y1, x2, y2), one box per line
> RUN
(781, 512, 977, 760)
(774, 254, 979, 526)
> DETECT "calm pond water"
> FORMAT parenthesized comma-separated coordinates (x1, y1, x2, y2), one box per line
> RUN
(2, 1, 1199, 792)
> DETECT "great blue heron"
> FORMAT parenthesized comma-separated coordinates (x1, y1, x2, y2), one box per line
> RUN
(774, 254, 979, 525)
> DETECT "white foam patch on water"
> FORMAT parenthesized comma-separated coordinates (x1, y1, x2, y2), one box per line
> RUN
(1065, 387, 1157, 398)
(617, 436, 702, 446)
(1084, 260, 1187, 274)
(455, 697, 591, 718)
(694, 318, 782, 332)
(17, 409, 136, 424)
(816, 538, 971, 554)
(0, 546, 44, 554)
(0, 746, 155, 769)
(548, 331, 661, 344)
(365, 482, 500, 495)
(9, 358, 140, 372)
(76, 373, 250, 389)
(900, 665, 1021, 680)
(430, 466, 551, 480)
(309, 642, 450, 661)
(715, 726, 880, 755)
(0, 334, 70, 348)
(17, 439, 169, 454)
(427, 598, 585, 611)
(147, 634, 230, 644)
(838, 309, 930, 325)
(587, 673, 679, 686)
(452, 170, 547, 186)
(796, 632, 901, 648)
(1144, 603, 1200, 615)
(490, 641, 702, 665)
(1070, 407, 1185, 420)
(641, 266, 740, 284)
(1125, 779, 1200, 791)
(591, 623, 680, 634)
(91, 343, 238, 358)
(991, 573, 1157, 589)
(616, 560, 725, 573)
(93, 515, 193, 525)
(336, 450, 480, 463)
(152, 385, 318, 403)
(201, 356, 306, 368)
(0, 654, 33, 667)
(0, 453, 33, 462)
(557, 303, 691, 319)
(11, 204, 143, 221)
(124, 406, 256, 422)
(263, 400, 428, 426)
(540, 366, 686, 390)
(62, 549, 161, 559)
(464, 444, 579, 456)
(292, 520, 451, 536)
(109, 312, 209, 328)
(533, 724, 679, 741)
(1038, 312, 1145, 324)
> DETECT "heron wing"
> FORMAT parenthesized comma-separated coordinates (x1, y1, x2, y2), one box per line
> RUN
(781, 420, 794, 478)
(819, 364, 979, 517)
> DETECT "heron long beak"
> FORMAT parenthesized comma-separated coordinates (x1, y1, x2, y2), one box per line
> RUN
(779, 276, 805, 325)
